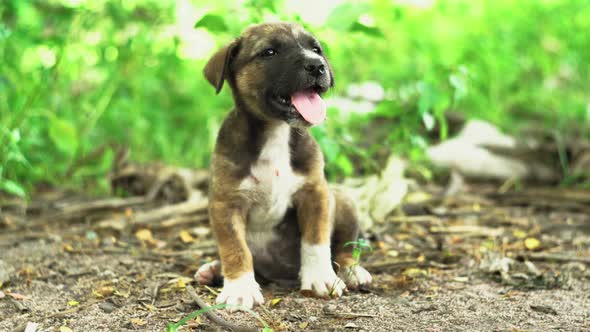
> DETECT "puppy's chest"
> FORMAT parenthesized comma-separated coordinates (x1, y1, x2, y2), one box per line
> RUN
(239, 125, 304, 229)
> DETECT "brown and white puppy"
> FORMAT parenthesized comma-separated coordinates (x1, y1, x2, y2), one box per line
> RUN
(195, 22, 371, 309)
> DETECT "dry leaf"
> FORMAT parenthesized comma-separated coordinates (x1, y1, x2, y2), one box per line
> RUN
(6, 291, 26, 300)
(63, 244, 74, 252)
(93, 286, 114, 298)
(179, 230, 194, 244)
(135, 229, 153, 242)
(524, 237, 541, 250)
(270, 298, 281, 306)
(68, 300, 79, 306)
(402, 268, 427, 278)
(177, 278, 186, 289)
(130, 318, 147, 326)
(513, 229, 527, 239)
(299, 322, 309, 329)
(59, 327, 73, 332)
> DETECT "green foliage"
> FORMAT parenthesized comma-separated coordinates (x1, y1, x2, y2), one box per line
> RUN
(344, 238, 373, 264)
(1, 0, 589, 196)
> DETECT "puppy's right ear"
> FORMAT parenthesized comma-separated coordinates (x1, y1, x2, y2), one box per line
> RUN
(204, 39, 240, 94)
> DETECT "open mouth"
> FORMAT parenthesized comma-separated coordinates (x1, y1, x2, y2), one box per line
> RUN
(271, 86, 327, 125)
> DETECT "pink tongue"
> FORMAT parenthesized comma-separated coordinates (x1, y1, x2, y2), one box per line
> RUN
(291, 90, 326, 125)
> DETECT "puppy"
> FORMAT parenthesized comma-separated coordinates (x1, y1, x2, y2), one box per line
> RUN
(195, 22, 371, 309)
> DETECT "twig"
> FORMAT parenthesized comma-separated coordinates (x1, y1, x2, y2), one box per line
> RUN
(52, 196, 148, 217)
(388, 215, 440, 224)
(324, 312, 378, 318)
(185, 285, 259, 332)
(154, 213, 209, 229)
(364, 259, 421, 273)
(429, 225, 504, 237)
(518, 252, 590, 264)
(97, 195, 208, 229)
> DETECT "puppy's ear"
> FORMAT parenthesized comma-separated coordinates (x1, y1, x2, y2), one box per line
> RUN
(322, 55, 335, 87)
(327, 61, 335, 87)
(204, 39, 240, 94)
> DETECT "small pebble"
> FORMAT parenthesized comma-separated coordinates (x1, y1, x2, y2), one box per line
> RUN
(99, 301, 116, 313)
(323, 304, 337, 313)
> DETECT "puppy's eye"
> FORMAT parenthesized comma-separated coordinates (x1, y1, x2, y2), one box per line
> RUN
(261, 48, 277, 57)
(312, 47, 321, 54)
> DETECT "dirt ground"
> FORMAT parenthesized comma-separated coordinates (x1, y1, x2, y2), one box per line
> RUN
(1, 182, 589, 332)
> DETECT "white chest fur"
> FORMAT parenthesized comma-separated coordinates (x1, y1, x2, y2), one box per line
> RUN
(239, 124, 304, 252)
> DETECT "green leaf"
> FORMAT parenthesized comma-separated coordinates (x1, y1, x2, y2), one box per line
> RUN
(48, 118, 78, 156)
(326, 3, 371, 31)
(194, 14, 228, 33)
(336, 154, 354, 176)
(349, 21, 384, 37)
(0, 179, 26, 197)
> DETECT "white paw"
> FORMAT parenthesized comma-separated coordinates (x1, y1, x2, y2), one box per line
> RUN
(216, 272, 264, 311)
(300, 243, 346, 298)
(194, 260, 221, 285)
(339, 265, 372, 290)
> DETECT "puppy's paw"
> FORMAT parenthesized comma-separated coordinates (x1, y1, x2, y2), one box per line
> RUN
(216, 272, 264, 311)
(339, 265, 372, 290)
(300, 243, 346, 298)
(194, 260, 221, 285)
(300, 268, 346, 298)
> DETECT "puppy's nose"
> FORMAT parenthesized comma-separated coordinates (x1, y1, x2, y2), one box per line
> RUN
(304, 60, 326, 77)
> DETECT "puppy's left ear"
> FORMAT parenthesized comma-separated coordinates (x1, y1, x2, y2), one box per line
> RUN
(327, 61, 335, 87)
(204, 39, 240, 94)
(323, 56, 335, 87)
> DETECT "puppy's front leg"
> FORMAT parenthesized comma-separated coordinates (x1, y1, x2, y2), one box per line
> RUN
(210, 201, 264, 309)
(296, 183, 346, 298)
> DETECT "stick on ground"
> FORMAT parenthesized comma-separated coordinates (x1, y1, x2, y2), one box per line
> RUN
(185, 285, 260, 332)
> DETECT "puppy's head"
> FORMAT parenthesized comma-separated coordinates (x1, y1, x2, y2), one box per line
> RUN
(204, 22, 334, 127)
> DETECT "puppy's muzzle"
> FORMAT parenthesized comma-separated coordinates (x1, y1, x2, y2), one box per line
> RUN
(304, 59, 326, 78)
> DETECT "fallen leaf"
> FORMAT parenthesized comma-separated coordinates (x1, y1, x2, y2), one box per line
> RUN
(298, 322, 309, 329)
(191, 226, 210, 237)
(135, 229, 153, 242)
(63, 244, 74, 252)
(387, 250, 399, 257)
(93, 286, 114, 298)
(177, 278, 186, 289)
(524, 237, 541, 251)
(402, 268, 427, 278)
(6, 291, 26, 300)
(68, 300, 79, 306)
(130, 318, 147, 326)
(59, 327, 73, 332)
(270, 298, 282, 306)
(513, 229, 527, 239)
(453, 276, 469, 283)
(345, 322, 359, 328)
(179, 230, 194, 244)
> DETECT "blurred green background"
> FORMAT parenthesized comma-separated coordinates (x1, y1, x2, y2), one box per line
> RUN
(1, 0, 589, 197)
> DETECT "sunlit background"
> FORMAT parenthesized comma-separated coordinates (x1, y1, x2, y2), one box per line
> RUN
(1, 0, 589, 196)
